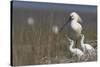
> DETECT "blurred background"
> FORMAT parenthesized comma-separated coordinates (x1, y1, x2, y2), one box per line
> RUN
(11, 1, 97, 66)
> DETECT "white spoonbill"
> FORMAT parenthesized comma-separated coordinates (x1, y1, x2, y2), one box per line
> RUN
(67, 37, 84, 61)
(80, 34, 95, 55)
(59, 12, 82, 48)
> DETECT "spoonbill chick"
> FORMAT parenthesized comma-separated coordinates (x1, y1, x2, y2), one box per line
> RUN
(59, 12, 82, 48)
(80, 34, 95, 55)
(52, 25, 59, 34)
(67, 37, 84, 61)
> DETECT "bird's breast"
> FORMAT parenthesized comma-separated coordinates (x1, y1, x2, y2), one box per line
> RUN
(66, 21, 82, 40)
(71, 21, 82, 31)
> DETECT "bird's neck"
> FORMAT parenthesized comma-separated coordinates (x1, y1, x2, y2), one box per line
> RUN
(69, 41, 74, 51)
(81, 37, 84, 45)
(71, 19, 78, 23)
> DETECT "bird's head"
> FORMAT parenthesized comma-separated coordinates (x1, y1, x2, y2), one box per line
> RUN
(67, 37, 73, 42)
(69, 12, 82, 23)
(59, 12, 82, 32)
(67, 37, 74, 45)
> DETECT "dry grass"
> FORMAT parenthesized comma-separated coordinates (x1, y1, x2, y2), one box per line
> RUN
(12, 8, 97, 66)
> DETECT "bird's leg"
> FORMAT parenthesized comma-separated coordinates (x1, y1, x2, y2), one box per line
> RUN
(75, 40, 81, 49)
(75, 40, 78, 48)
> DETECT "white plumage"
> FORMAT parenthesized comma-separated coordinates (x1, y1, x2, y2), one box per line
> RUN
(59, 12, 82, 41)
(59, 12, 82, 48)
(66, 12, 82, 40)
(67, 37, 84, 60)
(80, 34, 95, 55)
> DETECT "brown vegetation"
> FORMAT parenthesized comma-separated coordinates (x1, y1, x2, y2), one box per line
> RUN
(12, 8, 97, 66)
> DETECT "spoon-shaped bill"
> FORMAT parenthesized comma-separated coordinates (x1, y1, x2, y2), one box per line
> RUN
(59, 16, 71, 32)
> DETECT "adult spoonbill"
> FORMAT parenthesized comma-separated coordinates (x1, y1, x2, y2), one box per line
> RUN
(80, 34, 95, 55)
(67, 37, 84, 61)
(59, 12, 82, 48)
